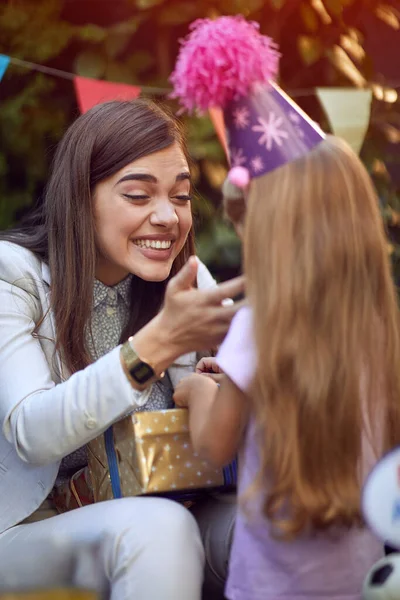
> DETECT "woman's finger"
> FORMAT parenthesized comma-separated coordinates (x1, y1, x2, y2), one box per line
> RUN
(207, 275, 245, 305)
(216, 298, 248, 322)
(167, 256, 198, 295)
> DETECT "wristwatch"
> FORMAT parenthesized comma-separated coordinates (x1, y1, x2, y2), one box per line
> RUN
(120, 337, 164, 389)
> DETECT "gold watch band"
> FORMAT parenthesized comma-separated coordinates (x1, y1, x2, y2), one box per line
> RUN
(120, 338, 164, 389)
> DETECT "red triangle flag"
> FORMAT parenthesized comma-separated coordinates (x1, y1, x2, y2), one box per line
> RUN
(74, 76, 141, 113)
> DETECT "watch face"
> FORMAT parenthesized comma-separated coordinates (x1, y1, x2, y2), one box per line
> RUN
(130, 361, 155, 385)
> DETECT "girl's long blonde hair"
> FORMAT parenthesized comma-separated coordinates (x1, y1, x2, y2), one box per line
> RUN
(242, 135, 400, 539)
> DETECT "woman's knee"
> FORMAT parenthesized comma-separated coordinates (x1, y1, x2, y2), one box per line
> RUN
(105, 497, 203, 552)
(101, 498, 204, 581)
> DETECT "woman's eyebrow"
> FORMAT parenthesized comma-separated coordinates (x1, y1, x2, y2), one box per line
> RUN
(116, 173, 157, 185)
(176, 172, 191, 182)
(116, 172, 190, 185)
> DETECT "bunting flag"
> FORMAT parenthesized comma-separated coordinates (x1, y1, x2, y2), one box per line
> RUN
(0, 55, 10, 81)
(316, 88, 372, 155)
(74, 76, 141, 114)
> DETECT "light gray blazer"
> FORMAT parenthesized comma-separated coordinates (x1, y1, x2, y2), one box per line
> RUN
(0, 241, 216, 533)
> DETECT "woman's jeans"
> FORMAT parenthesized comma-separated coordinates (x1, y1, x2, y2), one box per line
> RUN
(0, 494, 235, 600)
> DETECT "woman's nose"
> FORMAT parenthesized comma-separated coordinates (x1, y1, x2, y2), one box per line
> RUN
(150, 200, 179, 227)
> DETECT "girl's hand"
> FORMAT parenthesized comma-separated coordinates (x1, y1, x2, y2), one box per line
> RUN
(196, 357, 224, 383)
(174, 373, 218, 408)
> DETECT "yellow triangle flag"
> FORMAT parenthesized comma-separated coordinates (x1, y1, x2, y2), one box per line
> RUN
(316, 88, 372, 155)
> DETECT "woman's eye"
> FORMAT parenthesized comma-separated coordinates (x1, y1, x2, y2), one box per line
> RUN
(123, 194, 149, 201)
(173, 195, 192, 202)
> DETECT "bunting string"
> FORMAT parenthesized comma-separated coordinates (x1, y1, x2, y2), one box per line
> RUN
(4, 55, 171, 95)
(0, 53, 398, 154)
(2, 54, 400, 99)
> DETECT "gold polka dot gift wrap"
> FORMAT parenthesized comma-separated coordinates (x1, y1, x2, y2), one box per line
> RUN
(88, 409, 225, 501)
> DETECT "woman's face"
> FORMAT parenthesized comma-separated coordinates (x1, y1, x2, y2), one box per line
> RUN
(93, 142, 192, 285)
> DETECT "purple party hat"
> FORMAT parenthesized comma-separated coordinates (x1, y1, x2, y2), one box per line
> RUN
(170, 16, 325, 182)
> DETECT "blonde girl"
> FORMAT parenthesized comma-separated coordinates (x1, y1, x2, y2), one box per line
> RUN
(174, 135, 400, 600)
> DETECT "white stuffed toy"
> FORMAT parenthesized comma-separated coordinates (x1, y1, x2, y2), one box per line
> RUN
(363, 554, 400, 599)
(362, 448, 400, 599)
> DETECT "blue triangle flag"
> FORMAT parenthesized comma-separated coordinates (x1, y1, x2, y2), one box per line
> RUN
(0, 55, 10, 81)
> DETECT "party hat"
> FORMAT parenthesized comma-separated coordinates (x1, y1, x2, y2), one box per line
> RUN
(170, 16, 325, 181)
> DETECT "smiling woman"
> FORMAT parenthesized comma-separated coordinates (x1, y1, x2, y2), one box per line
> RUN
(94, 144, 193, 285)
(0, 99, 244, 600)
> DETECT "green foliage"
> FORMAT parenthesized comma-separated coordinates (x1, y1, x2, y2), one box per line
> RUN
(0, 0, 399, 280)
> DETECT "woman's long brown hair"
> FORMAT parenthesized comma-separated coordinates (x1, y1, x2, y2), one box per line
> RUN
(243, 135, 400, 538)
(1, 99, 195, 374)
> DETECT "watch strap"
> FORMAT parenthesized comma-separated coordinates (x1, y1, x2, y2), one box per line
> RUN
(120, 339, 164, 389)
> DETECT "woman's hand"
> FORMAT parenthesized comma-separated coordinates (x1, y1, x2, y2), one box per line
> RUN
(132, 257, 245, 374)
(174, 373, 218, 408)
(196, 357, 224, 383)
(161, 257, 244, 353)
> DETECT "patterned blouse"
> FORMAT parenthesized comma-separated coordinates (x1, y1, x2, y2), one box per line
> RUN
(56, 275, 174, 483)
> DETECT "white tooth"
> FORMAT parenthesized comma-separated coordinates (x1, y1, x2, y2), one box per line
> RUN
(161, 241, 167, 249)
(145, 240, 150, 248)
(156, 241, 161, 249)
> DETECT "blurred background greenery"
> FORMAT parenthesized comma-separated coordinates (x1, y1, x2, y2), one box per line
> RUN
(0, 0, 399, 281)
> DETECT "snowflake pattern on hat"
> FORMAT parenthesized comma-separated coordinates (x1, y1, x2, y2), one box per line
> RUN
(230, 147, 247, 167)
(233, 106, 250, 129)
(252, 114, 289, 151)
(251, 156, 265, 174)
(225, 82, 325, 179)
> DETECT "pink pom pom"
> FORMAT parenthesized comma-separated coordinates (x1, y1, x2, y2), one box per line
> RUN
(170, 16, 280, 114)
(228, 167, 250, 189)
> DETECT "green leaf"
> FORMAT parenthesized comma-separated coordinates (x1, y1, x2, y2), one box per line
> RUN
(109, 16, 145, 36)
(105, 17, 145, 58)
(77, 24, 107, 43)
(74, 51, 107, 78)
(297, 36, 322, 65)
(218, 0, 264, 14)
(196, 221, 242, 268)
(23, 22, 74, 62)
(0, 5, 30, 32)
(324, 0, 354, 15)
(158, 3, 199, 25)
(300, 3, 319, 32)
(105, 63, 138, 85)
(0, 154, 9, 179)
(269, 0, 285, 9)
(127, 51, 155, 74)
(105, 34, 132, 58)
(135, 0, 166, 9)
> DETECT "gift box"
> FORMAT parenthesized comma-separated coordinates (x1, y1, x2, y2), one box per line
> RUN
(88, 408, 236, 501)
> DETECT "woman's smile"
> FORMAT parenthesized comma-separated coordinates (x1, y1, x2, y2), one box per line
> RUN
(131, 236, 176, 261)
